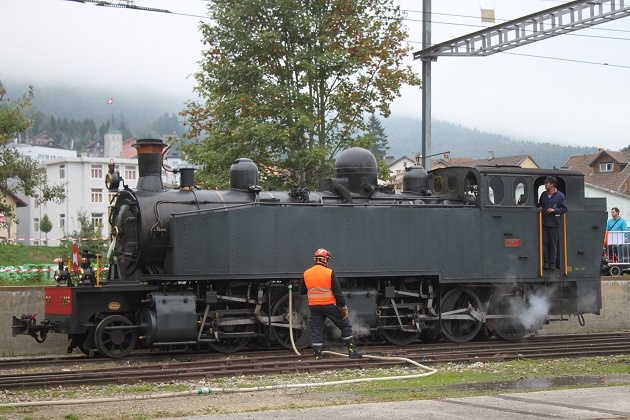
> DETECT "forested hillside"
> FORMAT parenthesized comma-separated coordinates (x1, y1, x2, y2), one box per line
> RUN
(8, 83, 187, 152)
(380, 117, 599, 170)
(8, 82, 600, 170)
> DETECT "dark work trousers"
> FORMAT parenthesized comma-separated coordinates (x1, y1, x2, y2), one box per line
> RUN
(309, 304, 353, 346)
(543, 226, 560, 267)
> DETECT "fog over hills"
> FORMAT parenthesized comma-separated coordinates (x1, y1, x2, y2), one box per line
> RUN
(8, 83, 598, 170)
(379, 117, 599, 170)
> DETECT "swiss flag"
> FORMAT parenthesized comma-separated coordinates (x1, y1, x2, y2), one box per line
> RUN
(106, 98, 114, 105)
(72, 243, 80, 272)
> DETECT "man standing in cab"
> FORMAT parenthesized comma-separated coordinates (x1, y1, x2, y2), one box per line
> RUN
(539, 176, 568, 270)
(300, 248, 365, 360)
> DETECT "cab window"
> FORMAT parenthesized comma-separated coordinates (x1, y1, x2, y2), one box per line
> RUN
(488, 177, 504, 205)
(433, 176, 444, 193)
(514, 177, 528, 205)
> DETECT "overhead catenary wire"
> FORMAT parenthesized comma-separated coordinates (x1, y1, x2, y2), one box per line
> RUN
(64, 0, 630, 70)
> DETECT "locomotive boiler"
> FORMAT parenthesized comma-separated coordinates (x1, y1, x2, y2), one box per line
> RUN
(13, 138, 607, 358)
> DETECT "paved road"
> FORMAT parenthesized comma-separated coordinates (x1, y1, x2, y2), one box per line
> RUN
(168, 385, 630, 419)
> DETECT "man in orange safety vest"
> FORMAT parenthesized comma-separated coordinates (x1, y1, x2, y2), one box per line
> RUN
(299, 248, 365, 360)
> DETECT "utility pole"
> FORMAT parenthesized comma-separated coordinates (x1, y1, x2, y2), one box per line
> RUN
(420, 0, 432, 170)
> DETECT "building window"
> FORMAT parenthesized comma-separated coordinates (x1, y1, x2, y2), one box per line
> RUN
(59, 164, 66, 179)
(91, 188, 103, 203)
(91, 164, 103, 179)
(124, 165, 137, 180)
(108, 192, 117, 203)
(92, 213, 103, 228)
(600, 162, 613, 172)
(59, 214, 66, 231)
(34, 218, 40, 232)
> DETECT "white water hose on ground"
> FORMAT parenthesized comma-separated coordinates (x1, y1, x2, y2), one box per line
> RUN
(0, 285, 437, 409)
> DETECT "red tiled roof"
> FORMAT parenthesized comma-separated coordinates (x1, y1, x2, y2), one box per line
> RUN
(563, 151, 630, 195)
(469, 154, 535, 167)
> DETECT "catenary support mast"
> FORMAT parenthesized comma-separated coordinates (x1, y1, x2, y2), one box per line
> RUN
(414, 0, 630, 167)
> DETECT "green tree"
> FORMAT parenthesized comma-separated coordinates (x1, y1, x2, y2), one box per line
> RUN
(60, 210, 108, 259)
(365, 113, 391, 181)
(181, 0, 421, 189)
(366, 113, 390, 160)
(40, 213, 52, 245)
(0, 86, 66, 219)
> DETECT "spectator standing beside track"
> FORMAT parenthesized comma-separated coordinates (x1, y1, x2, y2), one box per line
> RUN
(606, 207, 627, 262)
(299, 248, 365, 360)
(538, 176, 568, 270)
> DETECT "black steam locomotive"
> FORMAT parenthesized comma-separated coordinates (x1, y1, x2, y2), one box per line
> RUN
(13, 138, 607, 358)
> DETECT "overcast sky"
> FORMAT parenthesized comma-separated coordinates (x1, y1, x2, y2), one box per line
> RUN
(3, 0, 629, 151)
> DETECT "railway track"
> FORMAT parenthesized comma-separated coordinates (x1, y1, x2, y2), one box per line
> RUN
(1, 332, 629, 390)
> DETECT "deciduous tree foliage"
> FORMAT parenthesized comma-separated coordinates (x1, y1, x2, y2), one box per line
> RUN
(0, 86, 65, 219)
(181, 0, 421, 189)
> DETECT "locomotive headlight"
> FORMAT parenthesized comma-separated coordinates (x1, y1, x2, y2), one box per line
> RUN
(105, 172, 120, 191)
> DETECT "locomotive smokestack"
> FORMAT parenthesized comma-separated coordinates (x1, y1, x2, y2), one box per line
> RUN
(133, 138, 167, 192)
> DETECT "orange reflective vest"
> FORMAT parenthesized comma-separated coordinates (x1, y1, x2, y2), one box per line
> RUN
(303, 264, 336, 306)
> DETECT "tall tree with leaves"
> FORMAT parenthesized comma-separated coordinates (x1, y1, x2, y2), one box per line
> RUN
(0, 86, 65, 219)
(40, 213, 52, 245)
(181, 0, 421, 189)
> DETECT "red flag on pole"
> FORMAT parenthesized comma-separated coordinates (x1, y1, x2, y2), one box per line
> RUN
(72, 243, 80, 272)
(107, 98, 114, 105)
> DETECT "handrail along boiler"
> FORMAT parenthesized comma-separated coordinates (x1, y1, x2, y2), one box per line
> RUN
(13, 139, 606, 358)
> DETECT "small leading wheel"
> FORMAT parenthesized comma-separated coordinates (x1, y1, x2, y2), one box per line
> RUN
(486, 294, 528, 341)
(95, 315, 137, 358)
(610, 265, 622, 276)
(440, 287, 483, 343)
(270, 292, 311, 350)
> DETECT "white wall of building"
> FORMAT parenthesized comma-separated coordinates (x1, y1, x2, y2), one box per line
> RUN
(11, 144, 77, 162)
(585, 184, 630, 225)
(17, 157, 139, 246)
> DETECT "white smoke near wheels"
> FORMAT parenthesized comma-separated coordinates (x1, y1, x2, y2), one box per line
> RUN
(510, 293, 551, 329)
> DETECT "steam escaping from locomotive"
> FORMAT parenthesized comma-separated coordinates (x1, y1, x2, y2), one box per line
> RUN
(511, 293, 551, 330)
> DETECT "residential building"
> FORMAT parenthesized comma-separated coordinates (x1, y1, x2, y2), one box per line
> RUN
(562, 149, 630, 219)
(0, 189, 27, 242)
(29, 132, 62, 148)
(11, 142, 77, 162)
(465, 151, 539, 169)
(16, 156, 140, 246)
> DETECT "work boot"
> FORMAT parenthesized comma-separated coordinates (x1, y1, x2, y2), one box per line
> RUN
(313, 344, 323, 360)
(345, 337, 365, 359)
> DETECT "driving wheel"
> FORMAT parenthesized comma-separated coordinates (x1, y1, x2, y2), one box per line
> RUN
(440, 287, 483, 343)
(486, 293, 530, 341)
(270, 292, 311, 350)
